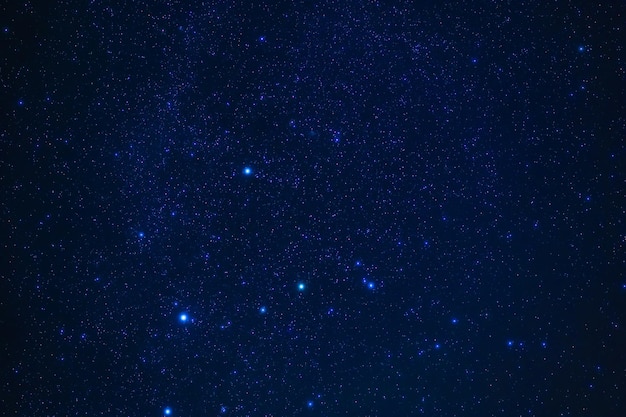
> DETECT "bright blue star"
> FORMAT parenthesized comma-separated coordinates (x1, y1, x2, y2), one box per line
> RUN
(578, 45, 585, 52)
(138, 231, 145, 238)
(451, 318, 458, 324)
(259, 306, 267, 314)
(164, 407, 172, 415)
(179, 313, 188, 323)
(297, 282, 306, 291)
(307, 400, 314, 408)
(507, 340, 513, 347)
(367, 281, 375, 289)
(243, 167, 252, 175)
(220, 405, 227, 413)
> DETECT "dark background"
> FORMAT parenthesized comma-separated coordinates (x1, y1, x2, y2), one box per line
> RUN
(1, 1, 624, 416)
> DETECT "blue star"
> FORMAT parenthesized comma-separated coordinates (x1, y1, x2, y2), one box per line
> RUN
(243, 167, 252, 175)
(451, 318, 458, 324)
(164, 407, 172, 415)
(259, 306, 267, 314)
(507, 340, 513, 347)
(138, 231, 145, 239)
(179, 313, 188, 323)
(578, 45, 585, 52)
(297, 282, 306, 291)
(307, 400, 314, 408)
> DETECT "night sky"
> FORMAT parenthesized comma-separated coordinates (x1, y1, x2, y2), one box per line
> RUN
(1, 1, 625, 416)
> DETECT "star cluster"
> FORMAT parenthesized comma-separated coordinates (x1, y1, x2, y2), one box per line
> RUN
(1, 1, 624, 416)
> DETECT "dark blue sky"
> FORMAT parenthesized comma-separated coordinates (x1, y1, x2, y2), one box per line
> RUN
(1, 1, 624, 416)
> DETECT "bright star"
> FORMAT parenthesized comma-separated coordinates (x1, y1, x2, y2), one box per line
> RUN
(164, 407, 172, 415)
(298, 283, 305, 291)
(179, 313, 188, 323)
(243, 167, 252, 175)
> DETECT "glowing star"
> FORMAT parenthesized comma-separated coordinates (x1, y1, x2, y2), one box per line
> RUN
(164, 407, 172, 415)
(179, 313, 188, 323)
(243, 167, 252, 175)
(259, 306, 267, 314)
(297, 283, 305, 291)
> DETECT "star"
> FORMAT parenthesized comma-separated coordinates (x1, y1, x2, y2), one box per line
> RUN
(164, 407, 172, 415)
(243, 167, 252, 175)
(297, 282, 306, 291)
(179, 313, 188, 323)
